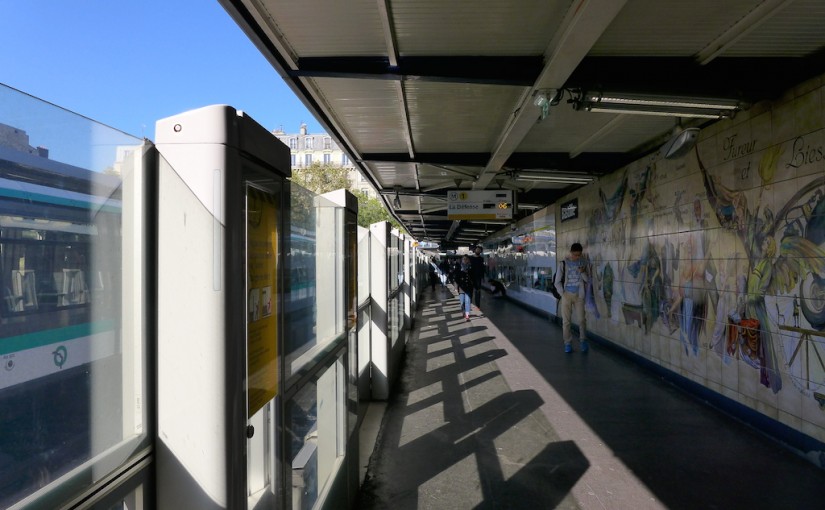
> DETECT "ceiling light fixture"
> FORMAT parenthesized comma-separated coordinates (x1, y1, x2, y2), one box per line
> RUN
(584, 105, 724, 119)
(514, 172, 594, 184)
(575, 91, 743, 119)
(661, 127, 700, 159)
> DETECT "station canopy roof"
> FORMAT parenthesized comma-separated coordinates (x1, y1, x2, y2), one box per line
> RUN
(221, 0, 825, 249)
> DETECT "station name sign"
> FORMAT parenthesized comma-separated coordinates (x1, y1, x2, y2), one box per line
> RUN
(447, 190, 513, 220)
(560, 198, 578, 222)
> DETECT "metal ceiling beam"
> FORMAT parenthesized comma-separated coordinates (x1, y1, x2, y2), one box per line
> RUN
(565, 56, 825, 102)
(362, 152, 490, 166)
(375, 0, 415, 159)
(475, 0, 628, 191)
(696, 0, 795, 65)
(376, 0, 399, 67)
(362, 152, 633, 174)
(440, 0, 627, 242)
(379, 188, 447, 198)
(288, 56, 544, 86)
(399, 214, 451, 221)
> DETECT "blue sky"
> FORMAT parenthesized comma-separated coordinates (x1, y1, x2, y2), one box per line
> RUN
(0, 0, 323, 140)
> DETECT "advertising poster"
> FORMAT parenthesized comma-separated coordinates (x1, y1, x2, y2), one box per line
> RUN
(246, 186, 278, 416)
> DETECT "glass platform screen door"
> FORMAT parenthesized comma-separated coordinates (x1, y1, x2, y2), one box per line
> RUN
(155, 105, 290, 510)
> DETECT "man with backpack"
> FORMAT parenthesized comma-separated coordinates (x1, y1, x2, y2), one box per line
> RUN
(554, 242, 590, 353)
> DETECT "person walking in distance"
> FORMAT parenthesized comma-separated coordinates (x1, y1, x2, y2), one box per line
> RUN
(428, 257, 438, 292)
(554, 242, 590, 353)
(455, 255, 475, 321)
(469, 245, 485, 311)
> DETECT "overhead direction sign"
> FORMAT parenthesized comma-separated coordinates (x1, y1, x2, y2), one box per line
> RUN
(447, 190, 513, 220)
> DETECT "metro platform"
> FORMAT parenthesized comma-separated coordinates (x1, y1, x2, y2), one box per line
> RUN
(356, 284, 825, 510)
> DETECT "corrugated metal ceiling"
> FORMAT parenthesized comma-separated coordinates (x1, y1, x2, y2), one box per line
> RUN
(223, 0, 825, 247)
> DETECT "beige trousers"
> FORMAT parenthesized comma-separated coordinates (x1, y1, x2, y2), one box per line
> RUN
(561, 290, 586, 344)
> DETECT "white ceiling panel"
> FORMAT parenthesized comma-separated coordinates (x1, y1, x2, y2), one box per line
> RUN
(724, 0, 825, 57)
(406, 82, 526, 152)
(311, 78, 409, 153)
(366, 161, 417, 189)
(391, 0, 570, 56)
(256, 0, 386, 56)
(590, 0, 764, 56)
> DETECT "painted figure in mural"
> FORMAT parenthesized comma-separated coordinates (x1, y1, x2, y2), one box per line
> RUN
(793, 296, 800, 327)
(602, 262, 614, 318)
(710, 260, 737, 363)
(588, 176, 628, 245)
(667, 198, 714, 355)
(698, 146, 825, 393)
(640, 241, 663, 334)
(628, 165, 652, 237)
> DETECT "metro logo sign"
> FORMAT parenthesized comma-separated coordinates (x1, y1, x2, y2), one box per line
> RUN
(447, 190, 513, 220)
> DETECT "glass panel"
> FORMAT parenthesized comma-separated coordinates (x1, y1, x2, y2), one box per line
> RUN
(0, 83, 149, 508)
(357, 226, 369, 306)
(285, 184, 344, 378)
(314, 196, 341, 344)
(287, 355, 346, 510)
(286, 184, 317, 374)
(484, 211, 557, 296)
(389, 294, 403, 347)
(356, 305, 371, 398)
(388, 231, 399, 293)
(345, 212, 358, 435)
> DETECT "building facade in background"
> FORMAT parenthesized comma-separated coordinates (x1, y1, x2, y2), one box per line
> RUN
(0, 122, 48, 157)
(272, 123, 376, 198)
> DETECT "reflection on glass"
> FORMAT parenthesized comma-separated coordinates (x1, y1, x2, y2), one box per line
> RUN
(356, 305, 371, 395)
(357, 226, 369, 305)
(0, 84, 147, 508)
(288, 382, 318, 510)
(285, 184, 346, 377)
(286, 184, 318, 371)
(484, 224, 557, 294)
(288, 356, 346, 510)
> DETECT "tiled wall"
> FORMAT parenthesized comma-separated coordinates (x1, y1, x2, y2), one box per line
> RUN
(556, 74, 825, 452)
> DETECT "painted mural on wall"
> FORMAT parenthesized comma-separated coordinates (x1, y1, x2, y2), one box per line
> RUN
(559, 86, 825, 436)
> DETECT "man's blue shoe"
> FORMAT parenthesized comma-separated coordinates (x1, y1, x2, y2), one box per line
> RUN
(580, 340, 589, 353)
(564, 344, 573, 353)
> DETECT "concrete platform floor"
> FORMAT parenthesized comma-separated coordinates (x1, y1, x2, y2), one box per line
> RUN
(356, 284, 825, 510)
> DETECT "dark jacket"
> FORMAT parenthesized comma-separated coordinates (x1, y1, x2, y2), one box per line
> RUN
(454, 265, 474, 295)
(469, 254, 485, 281)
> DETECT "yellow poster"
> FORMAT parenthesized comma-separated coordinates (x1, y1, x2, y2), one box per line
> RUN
(247, 187, 278, 416)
